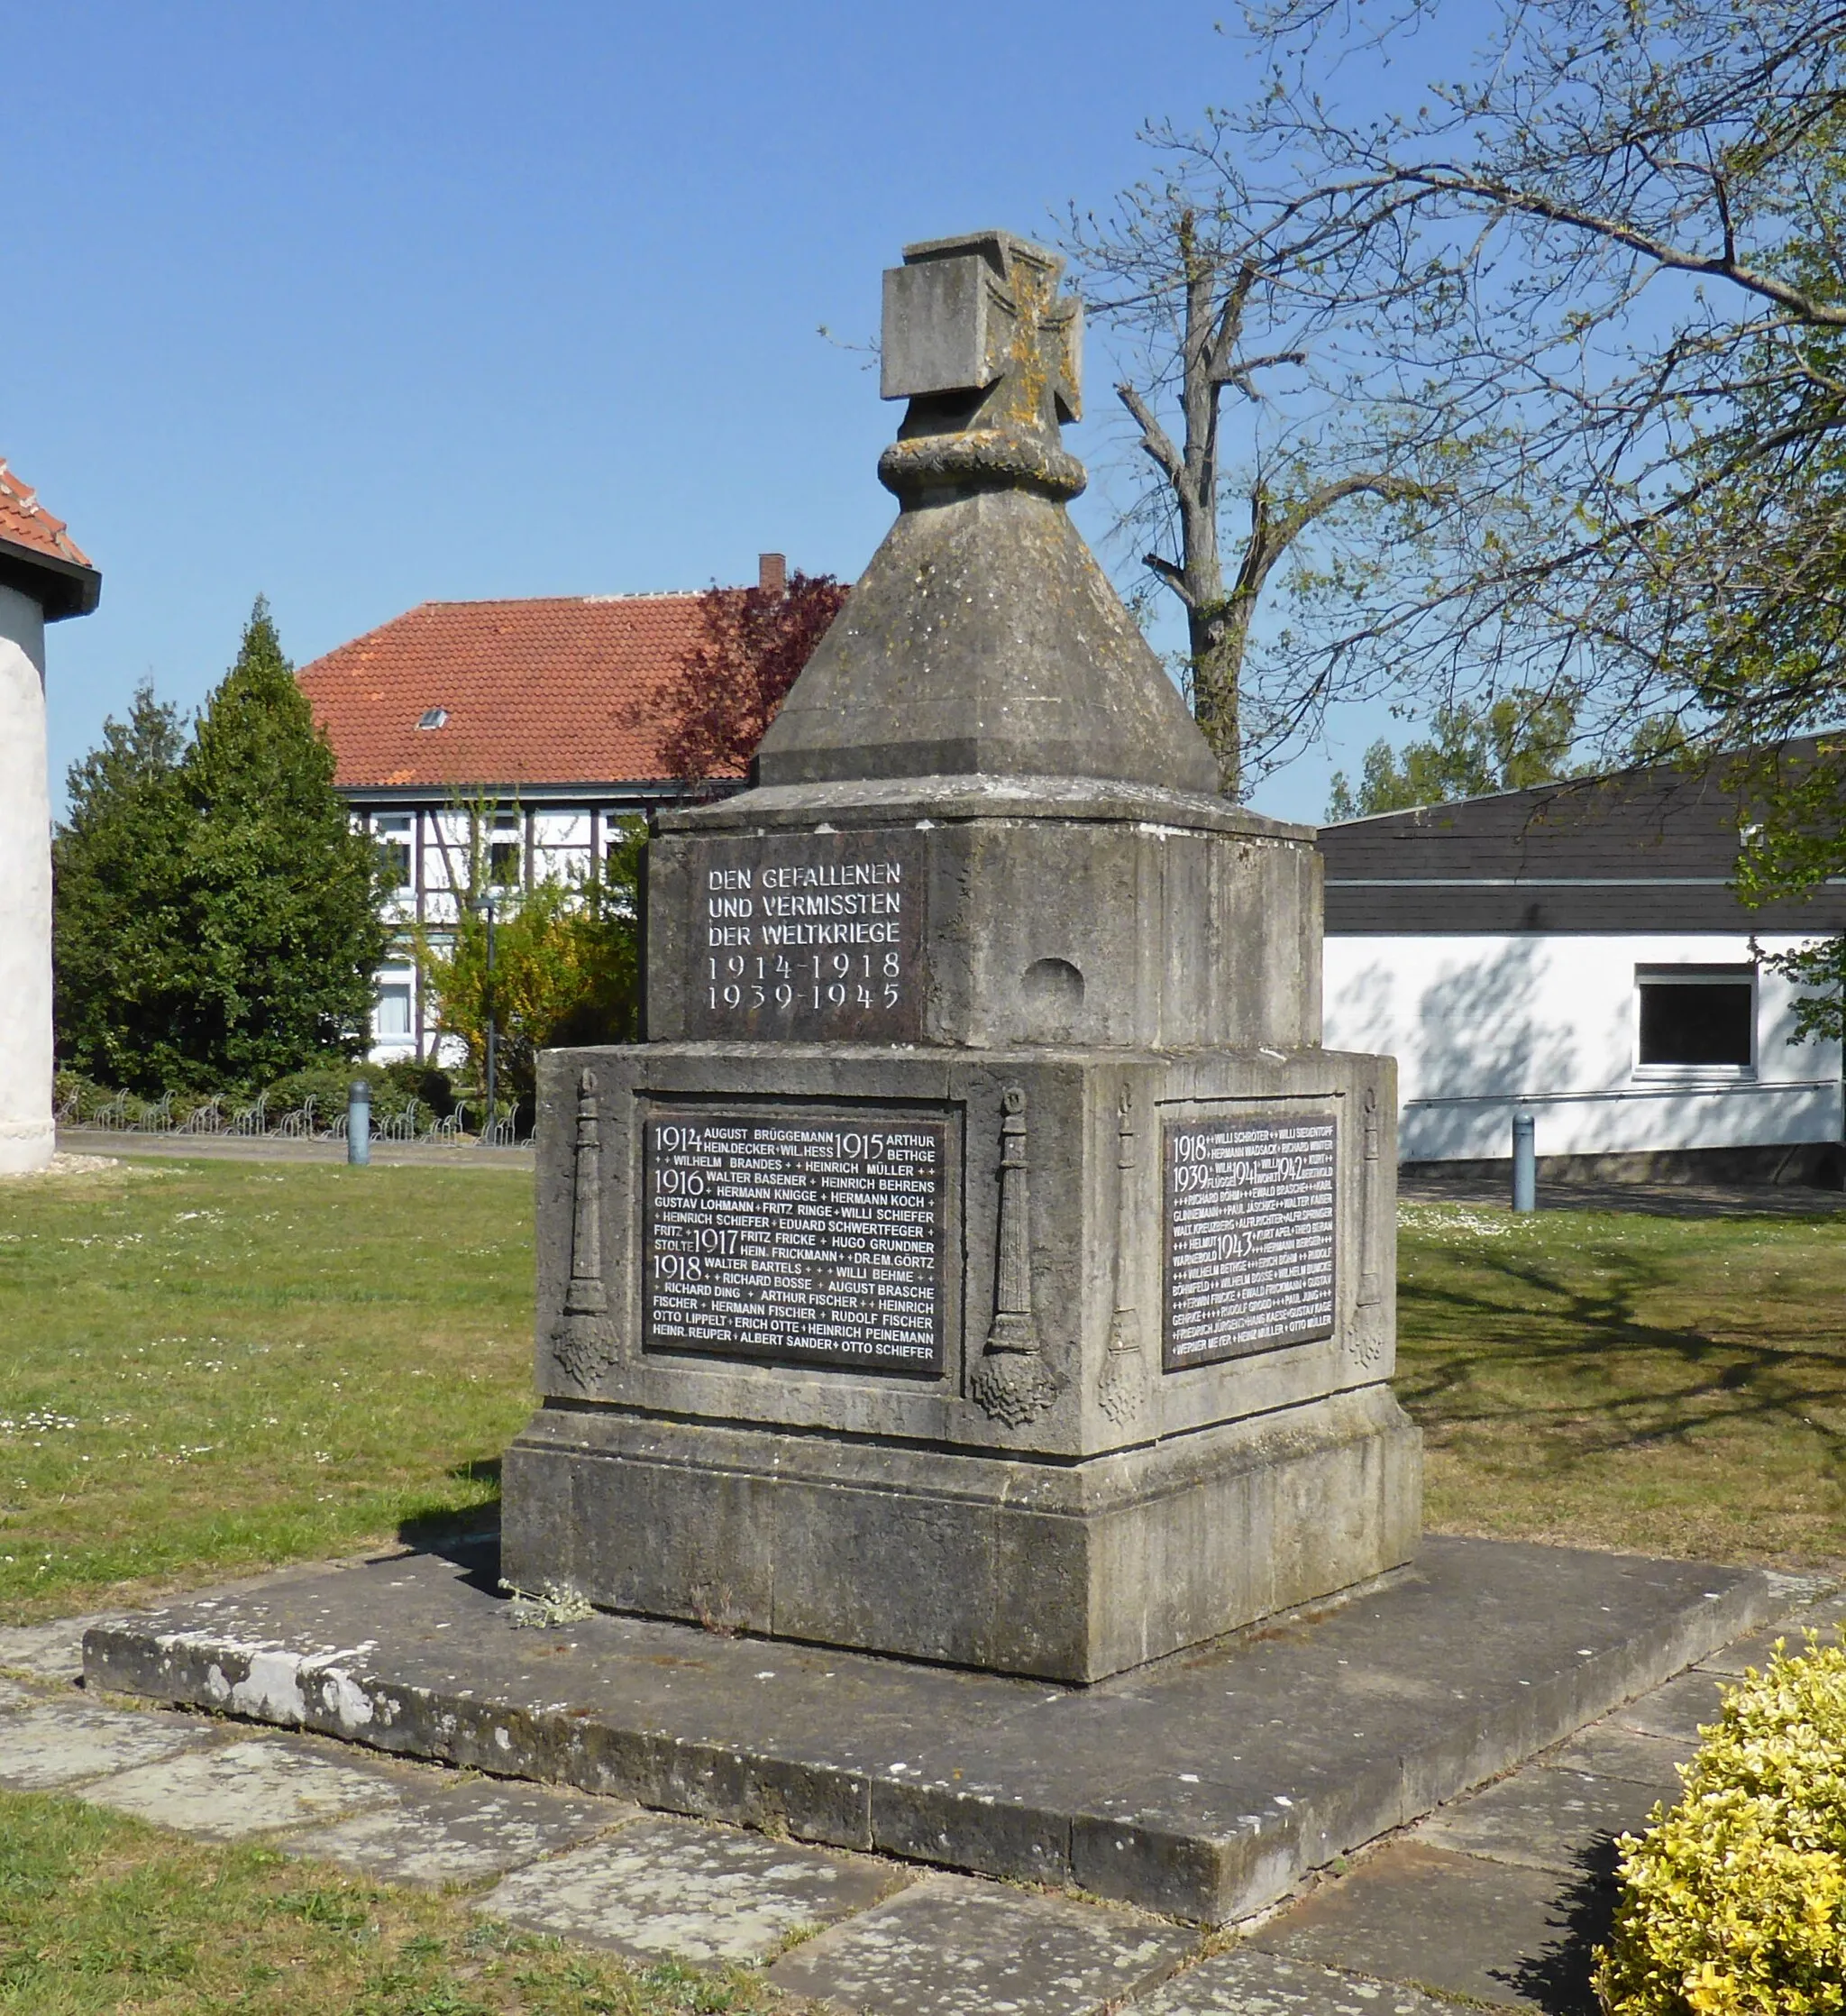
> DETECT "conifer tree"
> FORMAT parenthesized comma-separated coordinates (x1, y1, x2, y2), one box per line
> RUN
(52, 683, 193, 1090)
(173, 597, 387, 1086)
(52, 600, 388, 1091)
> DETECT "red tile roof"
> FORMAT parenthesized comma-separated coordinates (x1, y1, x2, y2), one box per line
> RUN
(297, 592, 740, 791)
(0, 459, 93, 570)
(0, 458, 100, 619)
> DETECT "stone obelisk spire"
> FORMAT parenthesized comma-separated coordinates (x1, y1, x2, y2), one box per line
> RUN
(754, 232, 1220, 796)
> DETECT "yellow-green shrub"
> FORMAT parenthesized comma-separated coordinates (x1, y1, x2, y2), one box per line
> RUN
(1595, 1635, 1846, 2015)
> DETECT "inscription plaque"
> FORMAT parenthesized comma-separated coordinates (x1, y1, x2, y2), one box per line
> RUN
(643, 1109, 949, 1378)
(1163, 1115, 1337, 1369)
(686, 829, 925, 1041)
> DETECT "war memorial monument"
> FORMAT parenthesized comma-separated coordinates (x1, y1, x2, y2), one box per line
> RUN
(88, 235, 1773, 1939)
(500, 228, 1421, 1681)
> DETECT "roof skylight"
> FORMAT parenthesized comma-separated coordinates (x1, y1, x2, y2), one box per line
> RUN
(416, 707, 449, 730)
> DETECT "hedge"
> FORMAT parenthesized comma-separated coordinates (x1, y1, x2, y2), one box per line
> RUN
(1596, 1635, 1846, 2014)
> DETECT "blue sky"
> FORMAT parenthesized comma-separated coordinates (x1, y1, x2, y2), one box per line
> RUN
(11, 1, 1423, 824)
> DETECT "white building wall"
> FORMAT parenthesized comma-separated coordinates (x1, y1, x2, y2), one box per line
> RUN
(531, 808, 591, 885)
(0, 582, 52, 1173)
(418, 809, 471, 927)
(1323, 930, 1843, 1161)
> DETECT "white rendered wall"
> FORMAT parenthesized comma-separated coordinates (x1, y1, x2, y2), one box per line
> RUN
(1323, 931, 1844, 1161)
(0, 583, 53, 1173)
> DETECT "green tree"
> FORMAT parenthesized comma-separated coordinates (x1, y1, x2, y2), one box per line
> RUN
(170, 598, 388, 1087)
(1326, 690, 1580, 820)
(53, 599, 388, 1092)
(413, 818, 646, 1106)
(51, 683, 194, 1092)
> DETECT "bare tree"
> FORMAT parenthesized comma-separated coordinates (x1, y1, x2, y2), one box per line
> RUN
(1233, 0, 1846, 751)
(1079, 2, 1846, 818)
(1070, 156, 1490, 798)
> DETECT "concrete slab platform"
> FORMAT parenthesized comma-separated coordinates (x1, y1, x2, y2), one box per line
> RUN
(1407, 1764, 1665, 1877)
(279, 1773, 633, 1887)
(1548, 1720, 1692, 1790)
(83, 1533, 1774, 1924)
(1248, 1843, 1613, 2016)
(763, 1870, 1195, 2014)
(1137, 1947, 1472, 2014)
(480, 1814, 896, 1966)
(83, 1733, 399, 1838)
(1609, 1668, 1730, 1744)
(0, 1615, 114, 1684)
(0, 1701, 212, 1790)
(1696, 1591, 1846, 1676)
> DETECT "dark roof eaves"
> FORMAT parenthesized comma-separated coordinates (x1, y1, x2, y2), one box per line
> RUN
(1316, 731, 1846, 838)
(1316, 765, 1653, 833)
(0, 536, 102, 621)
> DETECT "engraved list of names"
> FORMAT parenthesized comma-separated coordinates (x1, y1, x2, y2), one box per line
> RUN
(687, 829, 925, 1041)
(1163, 1115, 1337, 1370)
(643, 1112, 948, 1378)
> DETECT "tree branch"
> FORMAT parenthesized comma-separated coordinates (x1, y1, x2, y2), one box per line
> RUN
(1142, 551, 1197, 607)
(1117, 380, 1202, 518)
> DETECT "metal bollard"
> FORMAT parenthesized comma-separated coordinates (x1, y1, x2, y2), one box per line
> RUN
(1511, 1107, 1536, 1214)
(347, 1080, 371, 1167)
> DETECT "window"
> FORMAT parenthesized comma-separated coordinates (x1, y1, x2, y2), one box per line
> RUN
(374, 817, 412, 891)
(416, 707, 448, 730)
(489, 827, 521, 886)
(374, 979, 413, 1039)
(1636, 966, 1755, 1069)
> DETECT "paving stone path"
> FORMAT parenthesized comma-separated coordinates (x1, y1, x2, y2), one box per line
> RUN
(2, 1584, 1840, 2014)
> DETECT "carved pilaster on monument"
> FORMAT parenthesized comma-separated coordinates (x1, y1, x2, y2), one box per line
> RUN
(971, 1084, 1058, 1426)
(1352, 1087, 1387, 1369)
(550, 1068, 617, 1388)
(1098, 1083, 1147, 1425)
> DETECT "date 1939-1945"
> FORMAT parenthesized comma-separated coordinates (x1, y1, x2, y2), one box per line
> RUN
(706, 948, 902, 1013)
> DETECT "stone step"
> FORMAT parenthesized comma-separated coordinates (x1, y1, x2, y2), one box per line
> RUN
(83, 1532, 1771, 1925)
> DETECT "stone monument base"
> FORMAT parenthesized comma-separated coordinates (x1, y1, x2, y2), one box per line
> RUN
(85, 1535, 1776, 1924)
(507, 1037, 1415, 1684)
(503, 1386, 1418, 1682)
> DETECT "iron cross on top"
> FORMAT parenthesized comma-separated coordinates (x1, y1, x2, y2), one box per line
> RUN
(881, 231, 1083, 438)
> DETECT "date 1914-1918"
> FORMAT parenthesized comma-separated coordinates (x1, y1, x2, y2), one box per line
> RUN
(642, 1111, 949, 1378)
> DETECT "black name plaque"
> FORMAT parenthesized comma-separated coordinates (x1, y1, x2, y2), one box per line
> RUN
(643, 1110, 948, 1378)
(1162, 1115, 1337, 1370)
(686, 829, 926, 1041)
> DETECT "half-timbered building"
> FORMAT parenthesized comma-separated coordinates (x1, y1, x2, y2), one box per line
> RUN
(297, 562, 777, 1060)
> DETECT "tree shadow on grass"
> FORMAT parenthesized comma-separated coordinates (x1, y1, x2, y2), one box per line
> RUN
(397, 1456, 501, 1590)
(1397, 1227, 1846, 1484)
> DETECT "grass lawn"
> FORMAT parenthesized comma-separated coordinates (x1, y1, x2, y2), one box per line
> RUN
(0, 1156, 535, 1627)
(5, 1159, 1845, 1633)
(0, 1791, 781, 2013)
(1399, 1199, 1846, 1567)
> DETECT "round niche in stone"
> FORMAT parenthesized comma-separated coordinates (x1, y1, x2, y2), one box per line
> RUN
(1022, 957, 1085, 1037)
